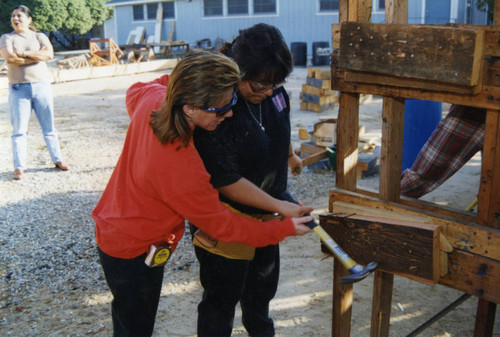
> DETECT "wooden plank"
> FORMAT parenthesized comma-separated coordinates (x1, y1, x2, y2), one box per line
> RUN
(329, 188, 500, 262)
(331, 76, 500, 110)
(298, 143, 329, 167)
(331, 201, 430, 223)
(357, 152, 377, 171)
(300, 101, 336, 112)
(305, 76, 332, 89)
(339, 22, 485, 86)
(300, 92, 337, 105)
(439, 249, 500, 304)
(302, 84, 335, 96)
(344, 70, 481, 95)
(332, 24, 341, 49)
(319, 213, 441, 282)
(153, 8, 163, 54)
(355, 187, 478, 222)
(308, 66, 332, 79)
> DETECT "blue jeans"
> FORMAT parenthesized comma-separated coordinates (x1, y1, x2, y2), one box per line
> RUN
(9, 82, 62, 170)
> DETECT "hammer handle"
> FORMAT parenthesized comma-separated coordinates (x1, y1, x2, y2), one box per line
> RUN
(312, 226, 357, 270)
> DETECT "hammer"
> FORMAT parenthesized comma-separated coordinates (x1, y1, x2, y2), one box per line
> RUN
(305, 218, 378, 284)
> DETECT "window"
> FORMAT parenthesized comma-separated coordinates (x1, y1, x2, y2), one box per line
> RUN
(378, 0, 385, 10)
(133, 5, 144, 20)
(162, 2, 175, 18)
(204, 0, 223, 16)
(228, 0, 248, 15)
(147, 3, 158, 19)
(254, 0, 276, 14)
(319, 0, 339, 11)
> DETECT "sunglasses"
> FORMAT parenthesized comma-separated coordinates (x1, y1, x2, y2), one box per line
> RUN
(202, 91, 238, 117)
(249, 81, 285, 93)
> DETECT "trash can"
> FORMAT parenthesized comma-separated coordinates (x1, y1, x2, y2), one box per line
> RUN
(402, 99, 442, 171)
(291, 42, 307, 66)
(312, 41, 330, 66)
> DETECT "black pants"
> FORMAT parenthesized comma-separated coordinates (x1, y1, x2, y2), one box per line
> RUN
(98, 247, 165, 337)
(194, 243, 280, 337)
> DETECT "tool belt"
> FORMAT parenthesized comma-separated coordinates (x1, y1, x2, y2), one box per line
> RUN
(192, 204, 282, 261)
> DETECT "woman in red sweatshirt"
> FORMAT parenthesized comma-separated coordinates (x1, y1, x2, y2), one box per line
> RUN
(91, 51, 313, 336)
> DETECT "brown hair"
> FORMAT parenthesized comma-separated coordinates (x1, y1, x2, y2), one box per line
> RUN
(150, 51, 240, 147)
(12, 5, 37, 32)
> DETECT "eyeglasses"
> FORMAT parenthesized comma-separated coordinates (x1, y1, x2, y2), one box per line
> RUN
(249, 81, 285, 93)
(202, 91, 238, 117)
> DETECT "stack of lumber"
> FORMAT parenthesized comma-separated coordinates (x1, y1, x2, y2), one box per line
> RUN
(300, 67, 338, 112)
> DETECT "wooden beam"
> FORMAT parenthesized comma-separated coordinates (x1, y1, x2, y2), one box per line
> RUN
(439, 249, 500, 304)
(351, 187, 478, 222)
(336, 92, 359, 191)
(379, 97, 405, 201)
(344, 70, 481, 95)
(333, 260, 353, 337)
(319, 213, 440, 282)
(478, 110, 500, 229)
(329, 188, 500, 262)
(474, 299, 497, 336)
(331, 77, 500, 110)
(385, 0, 408, 24)
(339, 23, 485, 86)
(371, 271, 394, 337)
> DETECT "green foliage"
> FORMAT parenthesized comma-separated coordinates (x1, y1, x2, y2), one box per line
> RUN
(0, 0, 112, 48)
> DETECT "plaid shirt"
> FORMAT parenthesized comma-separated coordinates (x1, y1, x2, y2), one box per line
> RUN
(401, 104, 486, 198)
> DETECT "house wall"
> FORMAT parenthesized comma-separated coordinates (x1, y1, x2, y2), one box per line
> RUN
(104, 0, 490, 62)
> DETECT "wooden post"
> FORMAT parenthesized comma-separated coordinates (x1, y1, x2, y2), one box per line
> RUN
(333, 260, 353, 337)
(474, 109, 500, 336)
(473, 4, 500, 335)
(332, 1, 365, 335)
(369, 1, 408, 336)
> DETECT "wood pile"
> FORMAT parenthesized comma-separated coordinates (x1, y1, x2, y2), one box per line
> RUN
(300, 66, 338, 112)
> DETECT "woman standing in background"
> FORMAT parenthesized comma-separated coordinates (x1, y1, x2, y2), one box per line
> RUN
(0, 4, 68, 180)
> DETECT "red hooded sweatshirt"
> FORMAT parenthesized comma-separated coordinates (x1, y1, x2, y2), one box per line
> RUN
(92, 75, 295, 259)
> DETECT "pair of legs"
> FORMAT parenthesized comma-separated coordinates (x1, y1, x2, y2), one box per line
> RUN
(195, 243, 280, 337)
(400, 104, 486, 198)
(9, 82, 66, 178)
(98, 247, 164, 337)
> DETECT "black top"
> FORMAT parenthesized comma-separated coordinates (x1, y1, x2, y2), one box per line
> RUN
(193, 87, 293, 214)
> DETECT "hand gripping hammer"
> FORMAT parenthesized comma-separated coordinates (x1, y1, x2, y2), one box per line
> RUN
(305, 218, 377, 284)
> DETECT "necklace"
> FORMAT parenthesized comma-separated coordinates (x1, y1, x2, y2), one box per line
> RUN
(245, 101, 265, 132)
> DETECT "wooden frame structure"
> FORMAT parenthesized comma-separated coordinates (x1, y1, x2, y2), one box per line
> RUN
(319, 0, 500, 336)
(89, 39, 124, 66)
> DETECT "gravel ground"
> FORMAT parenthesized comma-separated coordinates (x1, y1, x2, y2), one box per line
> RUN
(0, 69, 342, 336)
(1, 67, 495, 337)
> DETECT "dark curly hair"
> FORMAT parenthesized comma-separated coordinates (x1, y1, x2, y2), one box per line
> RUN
(219, 23, 292, 85)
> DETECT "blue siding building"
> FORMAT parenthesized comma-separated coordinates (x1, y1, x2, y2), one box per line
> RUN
(103, 0, 490, 62)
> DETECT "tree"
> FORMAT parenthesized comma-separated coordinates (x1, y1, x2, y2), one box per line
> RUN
(0, 0, 112, 50)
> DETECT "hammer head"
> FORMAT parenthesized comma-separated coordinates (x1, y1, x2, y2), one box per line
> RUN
(339, 262, 378, 284)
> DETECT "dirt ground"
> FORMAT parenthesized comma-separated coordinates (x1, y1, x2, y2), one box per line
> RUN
(1, 66, 499, 337)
